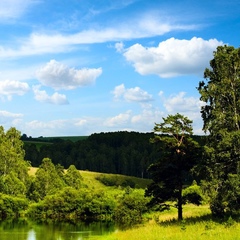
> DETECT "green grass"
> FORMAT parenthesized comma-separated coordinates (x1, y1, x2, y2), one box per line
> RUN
(28, 167, 150, 191)
(101, 219, 240, 240)
(100, 205, 240, 240)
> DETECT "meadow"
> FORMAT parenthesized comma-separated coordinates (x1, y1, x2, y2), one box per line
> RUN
(100, 204, 240, 240)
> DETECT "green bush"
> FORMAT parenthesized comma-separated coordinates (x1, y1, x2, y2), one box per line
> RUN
(96, 174, 135, 188)
(0, 194, 28, 219)
(27, 187, 115, 221)
(182, 181, 204, 205)
(114, 190, 149, 226)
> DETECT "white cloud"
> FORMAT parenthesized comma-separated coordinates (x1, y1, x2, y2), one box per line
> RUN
(0, 110, 23, 124)
(36, 60, 102, 90)
(123, 37, 223, 77)
(161, 91, 203, 114)
(0, 0, 37, 21)
(33, 85, 69, 105)
(112, 84, 153, 102)
(26, 119, 68, 132)
(23, 117, 101, 137)
(104, 111, 131, 127)
(0, 80, 30, 100)
(159, 91, 205, 134)
(75, 119, 87, 126)
(0, 15, 198, 58)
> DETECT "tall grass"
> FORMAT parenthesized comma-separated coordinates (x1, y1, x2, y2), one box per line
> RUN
(102, 220, 240, 240)
(100, 205, 240, 240)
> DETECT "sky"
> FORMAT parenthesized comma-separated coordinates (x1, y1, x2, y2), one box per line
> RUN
(0, 0, 239, 137)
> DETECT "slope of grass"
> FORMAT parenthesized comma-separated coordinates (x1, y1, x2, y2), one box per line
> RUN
(28, 167, 150, 190)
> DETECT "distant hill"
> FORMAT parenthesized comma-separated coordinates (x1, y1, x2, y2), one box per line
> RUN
(24, 131, 206, 179)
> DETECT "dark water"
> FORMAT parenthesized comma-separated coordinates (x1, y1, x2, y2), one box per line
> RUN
(0, 219, 116, 240)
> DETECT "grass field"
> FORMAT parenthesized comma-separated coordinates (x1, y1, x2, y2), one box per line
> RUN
(28, 167, 150, 189)
(101, 219, 240, 240)
(100, 204, 240, 240)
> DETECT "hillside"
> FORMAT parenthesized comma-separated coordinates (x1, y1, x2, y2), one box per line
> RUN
(28, 167, 152, 190)
(24, 132, 207, 179)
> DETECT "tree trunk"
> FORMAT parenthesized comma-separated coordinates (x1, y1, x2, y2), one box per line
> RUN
(177, 187, 183, 221)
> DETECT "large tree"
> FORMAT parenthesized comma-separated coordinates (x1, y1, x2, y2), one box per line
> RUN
(145, 113, 201, 221)
(0, 126, 29, 196)
(197, 45, 240, 216)
(29, 158, 65, 201)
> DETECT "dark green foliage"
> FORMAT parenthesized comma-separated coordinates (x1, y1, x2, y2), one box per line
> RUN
(96, 174, 135, 188)
(182, 181, 204, 206)
(223, 174, 240, 214)
(0, 194, 28, 219)
(146, 114, 202, 221)
(197, 45, 240, 217)
(24, 131, 206, 178)
(24, 132, 158, 177)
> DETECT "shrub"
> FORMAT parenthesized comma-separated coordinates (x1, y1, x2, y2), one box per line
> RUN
(96, 174, 135, 188)
(114, 190, 149, 226)
(0, 194, 28, 219)
(27, 187, 115, 221)
(182, 181, 204, 205)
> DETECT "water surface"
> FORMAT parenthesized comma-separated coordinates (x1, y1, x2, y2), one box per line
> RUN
(0, 219, 115, 240)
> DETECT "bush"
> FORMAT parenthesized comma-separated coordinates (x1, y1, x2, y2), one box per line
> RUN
(114, 190, 149, 226)
(0, 194, 28, 219)
(96, 174, 135, 188)
(182, 181, 204, 205)
(27, 187, 115, 221)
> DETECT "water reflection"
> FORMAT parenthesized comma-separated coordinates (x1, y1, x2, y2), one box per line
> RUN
(27, 229, 36, 240)
(0, 219, 115, 240)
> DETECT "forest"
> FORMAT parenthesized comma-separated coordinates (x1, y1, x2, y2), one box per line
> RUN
(0, 46, 239, 236)
(22, 131, 206, 178)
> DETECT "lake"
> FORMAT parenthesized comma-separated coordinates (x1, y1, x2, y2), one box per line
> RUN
(0, 219, 116, 240)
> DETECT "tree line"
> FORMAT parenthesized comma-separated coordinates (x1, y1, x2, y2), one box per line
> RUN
(23, 131, 205, 179)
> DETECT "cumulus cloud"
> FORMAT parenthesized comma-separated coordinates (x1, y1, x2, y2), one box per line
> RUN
(132, 107, 163, 124)
(36, 60, 102, 90)
(0, 80, 30, 100)
(112, 84, 153, 102)
(33, 85, 69, 105)
(123, 37, 223, 77)
(159, 91, 205, 134)
(160, 91, 203, 114)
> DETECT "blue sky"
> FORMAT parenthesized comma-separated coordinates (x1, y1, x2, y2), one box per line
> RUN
(0, 0, 239, 137)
